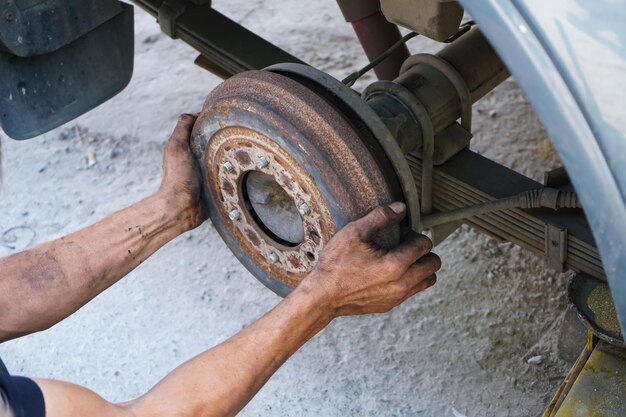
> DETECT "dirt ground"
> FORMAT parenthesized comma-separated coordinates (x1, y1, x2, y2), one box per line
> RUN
(0, 2, 574, 416)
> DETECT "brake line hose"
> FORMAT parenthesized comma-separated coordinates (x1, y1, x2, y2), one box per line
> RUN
(419, 188, 581, 231)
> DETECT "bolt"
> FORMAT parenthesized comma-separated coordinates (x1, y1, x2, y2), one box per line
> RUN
(269, 252, 279, 263)
(257, 156, 270, 169)
(298, 203, 311, 216)
(222, 161, 235, 173)
(228, 209, 241, 221)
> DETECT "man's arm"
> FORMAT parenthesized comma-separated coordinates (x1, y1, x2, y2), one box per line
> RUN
(0, 115, 206, 342)
(36, 202, 440, 417)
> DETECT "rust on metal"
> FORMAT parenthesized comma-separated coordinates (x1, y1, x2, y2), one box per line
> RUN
(192, 70, 396, 291)
(206, 130, 330, 285)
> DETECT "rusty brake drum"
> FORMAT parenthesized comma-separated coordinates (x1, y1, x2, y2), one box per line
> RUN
(191, 70, 403, 296)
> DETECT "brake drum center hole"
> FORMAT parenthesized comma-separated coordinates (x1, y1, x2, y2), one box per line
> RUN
(243, 171, 304, 246)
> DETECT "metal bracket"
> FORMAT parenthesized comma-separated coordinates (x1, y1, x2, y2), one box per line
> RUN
(396, 53, 472, 217)
(545, 223, 568, 272)
(433, 122, 472, 165)
(400, 53, 472, 133)
(362, 80, 434, 215)
(544, 166, 571, 188)
(158, 0, 185, 38)
(133, 0, 303, 78)
(431, 220, 462, 246)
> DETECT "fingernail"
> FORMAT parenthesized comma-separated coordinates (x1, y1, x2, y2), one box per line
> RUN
(388, 201, 406, 214)
(428, 275, 437, 286)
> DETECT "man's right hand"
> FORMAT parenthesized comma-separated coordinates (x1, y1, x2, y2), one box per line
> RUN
(32, 202, 440, 417)
(298, 202, 440, 317)
(30, 201, 440, 417)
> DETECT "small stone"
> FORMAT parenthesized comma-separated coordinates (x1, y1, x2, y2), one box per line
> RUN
(489, 110, 498, 118)
(486, 271, 495, 281)
(527, 355, 543, 365)
(451, 407, 468, 417)
(110, 147, 122, 159)
(87, 151, 97, 167)
(143, 33, 162, 44)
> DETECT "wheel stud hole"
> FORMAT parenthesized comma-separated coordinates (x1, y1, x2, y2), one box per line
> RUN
(306, 251, 316, 262)
(309, 230, 321, 245)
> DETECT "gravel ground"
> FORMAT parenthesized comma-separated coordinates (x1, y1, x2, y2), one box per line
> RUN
(0, 2, 573, 416)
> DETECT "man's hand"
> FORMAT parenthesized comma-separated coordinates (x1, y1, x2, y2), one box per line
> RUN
(0, 113, 208, 342)
(32, 203, 440, 417)
(158, 114, 207, 231)
(299, 202, 440, 317)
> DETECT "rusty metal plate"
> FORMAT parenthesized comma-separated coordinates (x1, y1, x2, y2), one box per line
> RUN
(191, 70, 397, 296)
(267, 63, 420, 230)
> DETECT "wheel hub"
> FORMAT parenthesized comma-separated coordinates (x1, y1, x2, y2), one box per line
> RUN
(191, 70, 400, 295)
(203, 126, 332, 285)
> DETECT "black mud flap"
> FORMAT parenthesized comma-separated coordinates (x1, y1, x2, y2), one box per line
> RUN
(0, 1, 134, 140)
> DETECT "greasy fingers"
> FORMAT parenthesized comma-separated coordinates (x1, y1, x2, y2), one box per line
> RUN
(300, 202, 441, 318)
(413, 252, 442, 272)
(389, 231, 433, 267)
(401, 254, 441, 288)
(168, 114, 196, 148)
(349, 202, 406, 241)
(162, 114, 197, 179)
(402, 274, 437, 301)
(159, 114, 207, 230)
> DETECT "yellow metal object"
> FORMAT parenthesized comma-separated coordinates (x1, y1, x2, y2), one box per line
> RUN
(543, 332, 595, 417)
(544, 335, 626, 417)
(587, 330, 597, 352)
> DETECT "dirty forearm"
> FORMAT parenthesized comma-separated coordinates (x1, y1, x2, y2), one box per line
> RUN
(127, 281, 333, 417)
(32, 284, 332, 417)
(0, 192, 191, 341)
(32, 202, 436, 417)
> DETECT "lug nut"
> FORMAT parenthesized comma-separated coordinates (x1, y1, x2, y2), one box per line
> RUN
(222, 161, 235, 172)
(257, 156, 270, 169)
(269, 252, 279, 263)
(228, 209, 241, 221)
(298, 203, 311, 216)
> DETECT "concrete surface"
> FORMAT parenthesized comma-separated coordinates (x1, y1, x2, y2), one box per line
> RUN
(0, 2, 573, 416)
